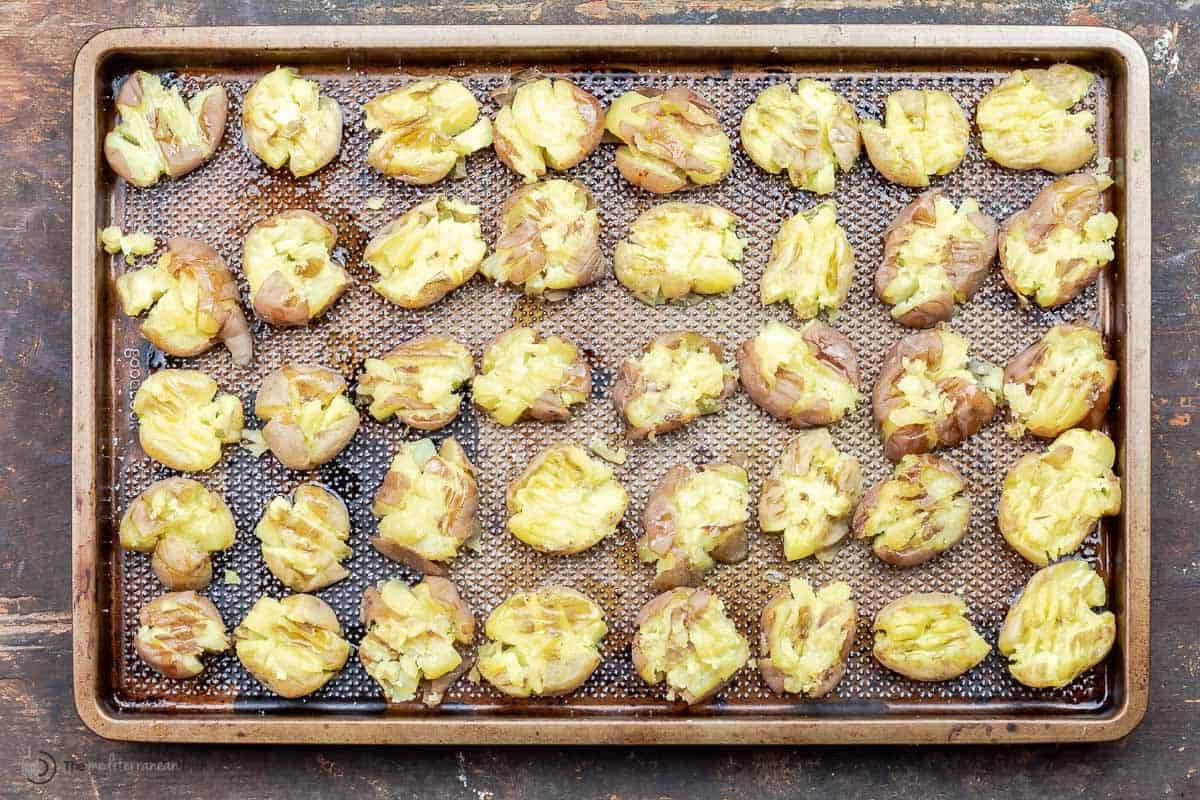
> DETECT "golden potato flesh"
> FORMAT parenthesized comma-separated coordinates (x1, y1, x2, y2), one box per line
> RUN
(242, 210, 348, 326)
(759, 430, 863, 561)
(103, 70, 227, 187)
(999, 429, 1121, 566)
(1003, 324, 1117, 438)
(605, 86, 732, 193)
(493, 77, 604, 182)
(255, 363, 360, 470)
(977, 64, 1096, 173)
(133, 369, 243, 472)
(481, 179, 604, 296)
(613, 332, 738, 438)
(614, 203, 745, 305)
(242, 66, 343, 177)
(506, 444, 628, 554)
(234, 594, 350, 698)
(873, 592, 990, 681)
(363, 196, 486, 308)
(759, 578, 857, 697)
(477, 586, 607, 697)
(861, 89, 969, 187)
(359, 577, 475, 705)
(255, 484, 352, 593)
(135, 591, 229, 680)
(472, 327, 591, 425)
(740, 80, 861, 194)
(998, 560, 1116, 688)
(356, 335, 474, 429)
(120, 477, 236, 590)
(633, 588, 749, 705)
(116, 237, 252, 365)
(363, 78, 492, 184)
(760, 200, 856, 319)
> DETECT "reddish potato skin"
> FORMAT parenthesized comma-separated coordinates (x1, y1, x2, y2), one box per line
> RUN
(150, 535, 212, 591)
(246, 210, 344, 327)
(477, 329, 592, 424)
(631, 588, 737, 706)
(1003, 324, 1116, 437)
(106, 76, 228, 184)
(612, 87, 731, 194)
(256, 364, 360, 470)
(736, 321, 860, 428)
(758, 589, 858, 698)
(134, 591, 227, 680)
(493, 79, 605, 176)
(492, 181, 606, 291)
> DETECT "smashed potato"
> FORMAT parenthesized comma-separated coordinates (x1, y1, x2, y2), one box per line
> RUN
(1003, 323, 1116, 438)
(759, 430, 863, 561)
(872, 327, 1002, 459)
(977, 64, 1096, 173)
(605, 86, 732, 193)
(613, 332, 738, 439)
(234, 594, 350, 698)
(740, 80, 861, 194)
(242, 210, 349, 326)
(363, 78, 492, 183)
(359, 577, 475, 705)
(357, 335, 474, 429)
(477, 586, 607, 697)
(364, 196, 486, 308)
(133, 369, 243, 472)
(116, 237, 252, 365)
(372, 437, 479, 576)
(614, 203, 745, 304)
(873, 593, 990, 681)
(493, 75, 605, 182)
(506, 444, 628, 554)
(242, 66, 343, 177)
(852, 454, 971, 567)
(638, 462, 751, 591)
(120, 477, 236, 591)
(104, 70, 227, 187)
(861, 89, 969, 187)
(998, 560, 1116, 688)
(999, 173, 1118, 308)
(633, 588, 749, 705)
(255, 363, 360, 470)
(759, 578, 857, 697)
(255, 484, 352, 592)
(760, 201, 856, 319)
(876, 191, 998, 328)
(473, 327, 591, 425)
(135, 591, 230, 679)
(999, 429, 1121, 566)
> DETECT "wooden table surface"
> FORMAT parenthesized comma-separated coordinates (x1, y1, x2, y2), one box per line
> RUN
(2, 2, 1196, 797)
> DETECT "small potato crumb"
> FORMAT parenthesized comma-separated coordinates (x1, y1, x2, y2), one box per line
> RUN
(239, 428, 269, 458)
(101, 226, 158, 264)
(587, 436, 627, 465)
(366, 196, 385, 210)
(223, 568, 242, 585)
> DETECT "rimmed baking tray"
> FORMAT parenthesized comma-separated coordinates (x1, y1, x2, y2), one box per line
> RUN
(71, 25, 1151, 744)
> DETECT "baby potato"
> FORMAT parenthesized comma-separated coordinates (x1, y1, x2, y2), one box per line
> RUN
(999, 173, 1118, 308)
(998, 560, 1116, 688)
(473, 327, 591, 425)
(1003, 323, 1116, 438)
(477, 586, 607, 698)
(605, 86, 732, 193)
(638, 462, 751, 591)
(242, 66, 343, 177)
(977, 64, 1096, 173)
(759, 430, 863, 561)
(116, 237, 252, 365)
(861, 89, 969, 187)
(737, 319, 861, 428)
(493, 75, 605, 182)
(873, 327, 1002, 459)
(481, 179, 604, 296)
(359, 576, 475, 706)
(614, 203, 746, 305)
(632, 588, 749, 705)
(759, 578, 858, 697)
(372, 437, 479, 576)
(255, 363, 360, 470)
(363, 78, 492, 184)
(873, 592, 990, 681)
(255, 484, 352, 593)
(852, 454, 971, 567)
(999, 429, 1121, 566)
(242, 210, 349, 326)
(506, 444, 628, 554)
(234, 594, 351, 698)
(133, 369, 243, 472)
(760, 201, 856, 319)
(364, 196, 487, 309)
(740, 80, 861, 195)
(356, 335, 474, 429)
(135, 591, 230, 679)
(120, 477, 236, 590)
(104, 70, 227, 187)
(876, 190, 998, 328)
